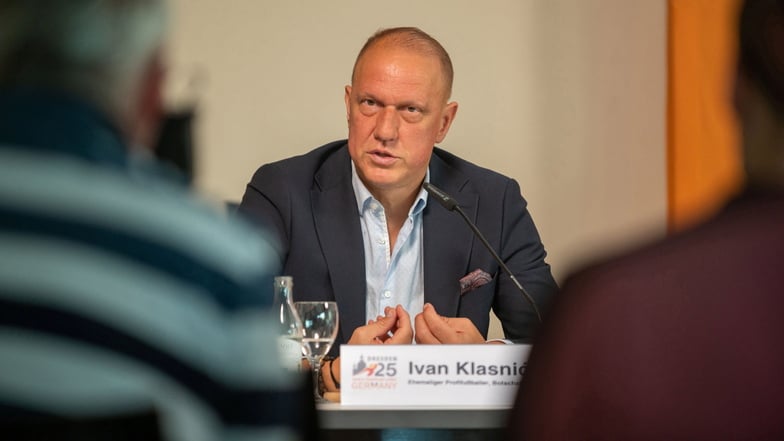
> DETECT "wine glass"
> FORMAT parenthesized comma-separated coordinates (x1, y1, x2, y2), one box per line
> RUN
(294, 301, 339, 401)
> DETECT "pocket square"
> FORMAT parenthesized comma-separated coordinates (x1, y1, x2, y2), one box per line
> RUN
(459, 269, 492, 295)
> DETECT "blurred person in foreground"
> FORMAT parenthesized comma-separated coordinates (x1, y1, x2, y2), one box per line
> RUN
(506, 0, 784, 439)
(0, 1, 311, 440)
(239, 27, 558, 392)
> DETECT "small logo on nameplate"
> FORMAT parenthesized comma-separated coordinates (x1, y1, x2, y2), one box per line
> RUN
(351, 354, 398, 390)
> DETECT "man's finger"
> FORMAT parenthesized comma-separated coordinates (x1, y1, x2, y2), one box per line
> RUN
(372, 308, 398, 335)
(387, 305, 413, 344)
(395, 305, 411, 329)
(414, 312, 440, 344)
(422, 303, 455, 341)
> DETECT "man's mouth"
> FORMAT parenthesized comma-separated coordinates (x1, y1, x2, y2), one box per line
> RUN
(368, 149, 397, 165)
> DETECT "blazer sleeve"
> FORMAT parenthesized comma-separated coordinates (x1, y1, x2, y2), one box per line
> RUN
(492, 178, 558, 341)
(238, 163, 288, 277)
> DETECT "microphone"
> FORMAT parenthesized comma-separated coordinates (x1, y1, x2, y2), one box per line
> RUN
(423, 182, 542, 323)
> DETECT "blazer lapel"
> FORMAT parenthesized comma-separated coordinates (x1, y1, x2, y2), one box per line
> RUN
(311, 147, 367, 343)
(423, 152, 477, 317)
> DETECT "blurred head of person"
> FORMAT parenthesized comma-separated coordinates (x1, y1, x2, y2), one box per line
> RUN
(735, 0, 784, 190)
(344, 27, 458, 205)
(0, 0, 168, 149)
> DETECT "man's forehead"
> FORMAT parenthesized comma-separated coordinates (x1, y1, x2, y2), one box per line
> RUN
(353, 45, 448, 98)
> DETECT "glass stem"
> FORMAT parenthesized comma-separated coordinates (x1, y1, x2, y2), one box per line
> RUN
(312, 358, 322, 401)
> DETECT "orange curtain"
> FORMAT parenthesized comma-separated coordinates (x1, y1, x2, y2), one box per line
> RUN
(667, 0, 744, 232)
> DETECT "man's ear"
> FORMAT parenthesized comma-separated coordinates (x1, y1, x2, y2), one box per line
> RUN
(131, 50, 165, 149)
(435, 101, 458, 143)
(344, 85, 352, 125)
(732, 67, 750, 118)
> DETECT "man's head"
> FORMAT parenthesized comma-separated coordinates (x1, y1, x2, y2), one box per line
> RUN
(351, 27, 455, 101)
(344, 27, 458, 204)
(735, 0, 784, 189)
(0, 0, 168, 148)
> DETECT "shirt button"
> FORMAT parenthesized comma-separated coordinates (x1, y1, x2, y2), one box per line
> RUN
(383, 290, 392, 299)
(377, 237, 386, 245)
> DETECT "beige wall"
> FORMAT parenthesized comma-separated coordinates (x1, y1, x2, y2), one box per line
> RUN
(167, 0, 667, 288)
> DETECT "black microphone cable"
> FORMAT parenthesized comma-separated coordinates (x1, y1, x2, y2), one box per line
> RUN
(423, 182, 542, 323)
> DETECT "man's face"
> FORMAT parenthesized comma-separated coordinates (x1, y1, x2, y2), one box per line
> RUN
(345, 44, 457, 199)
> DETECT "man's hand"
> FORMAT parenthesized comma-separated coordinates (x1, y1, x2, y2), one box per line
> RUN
(348, 304, 413, 345)
(414, 303, 486, 344)
(323, 305, 413, 393)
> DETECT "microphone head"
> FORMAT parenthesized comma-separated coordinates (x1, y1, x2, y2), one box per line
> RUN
(423, 182, 459, 211)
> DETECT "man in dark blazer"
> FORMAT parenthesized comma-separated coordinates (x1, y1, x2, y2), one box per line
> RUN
(506, 1, 784, 439)
(241, 140, 555, 343)
(240, 27, 557, 388)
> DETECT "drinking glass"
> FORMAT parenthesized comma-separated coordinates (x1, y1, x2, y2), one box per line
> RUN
(294, 301, 339, 401)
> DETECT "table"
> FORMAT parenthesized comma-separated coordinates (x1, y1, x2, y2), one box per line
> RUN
(317, 403, 511, 429)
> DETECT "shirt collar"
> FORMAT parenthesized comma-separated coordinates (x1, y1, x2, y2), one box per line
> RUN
(351, 161, 429, 218)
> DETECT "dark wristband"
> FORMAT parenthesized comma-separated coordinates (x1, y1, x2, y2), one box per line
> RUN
(329, 358, 341, 389)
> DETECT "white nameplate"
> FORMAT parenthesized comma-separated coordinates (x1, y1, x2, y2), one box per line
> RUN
(340, 344, 530, 406)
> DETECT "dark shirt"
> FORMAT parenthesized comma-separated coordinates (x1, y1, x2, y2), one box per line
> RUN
(508, 190, 784, 441)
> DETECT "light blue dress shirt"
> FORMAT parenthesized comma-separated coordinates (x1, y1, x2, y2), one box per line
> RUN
(351, 163, 428, 329)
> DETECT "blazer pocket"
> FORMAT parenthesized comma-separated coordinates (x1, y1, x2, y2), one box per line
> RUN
(459, 268, 493, 296)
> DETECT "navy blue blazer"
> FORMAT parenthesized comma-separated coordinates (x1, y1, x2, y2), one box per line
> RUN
(239, 140, 557, 349)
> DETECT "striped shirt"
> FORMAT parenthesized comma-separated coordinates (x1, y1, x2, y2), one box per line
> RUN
(0, 90, 307, 441)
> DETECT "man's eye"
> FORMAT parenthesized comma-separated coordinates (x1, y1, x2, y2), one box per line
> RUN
(405, 106, 420, 113)
(360, 99, 377, 106)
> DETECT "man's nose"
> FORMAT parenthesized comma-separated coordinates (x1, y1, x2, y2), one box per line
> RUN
(374, 106, 399, 144)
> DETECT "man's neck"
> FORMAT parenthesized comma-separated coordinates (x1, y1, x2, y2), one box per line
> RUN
(375, 188, 417, 219)
(369, 183, 421, 251)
